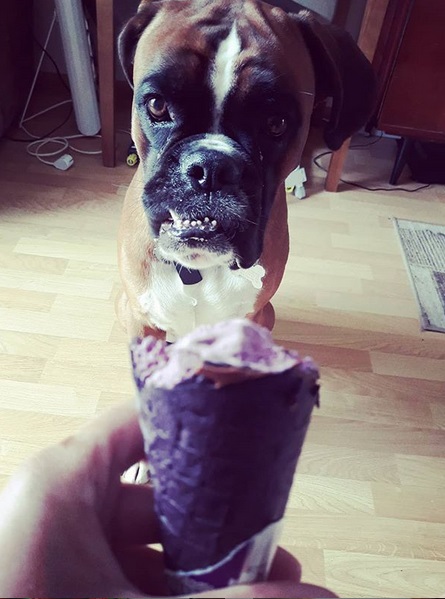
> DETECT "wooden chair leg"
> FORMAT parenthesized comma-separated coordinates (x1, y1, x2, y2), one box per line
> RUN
(324, 0, 390, 192)
(325, 138, 351, 192)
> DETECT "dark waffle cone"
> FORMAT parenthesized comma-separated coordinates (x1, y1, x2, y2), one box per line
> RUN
(138, 363, 318, 573)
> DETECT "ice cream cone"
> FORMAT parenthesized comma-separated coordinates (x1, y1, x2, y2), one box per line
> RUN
(131, 318, 319, 593)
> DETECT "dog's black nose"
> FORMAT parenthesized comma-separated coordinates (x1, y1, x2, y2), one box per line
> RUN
(184, 152, 243, 192)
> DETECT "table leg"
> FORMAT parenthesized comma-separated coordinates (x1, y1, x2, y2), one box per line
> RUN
(96, 0, 115, 167)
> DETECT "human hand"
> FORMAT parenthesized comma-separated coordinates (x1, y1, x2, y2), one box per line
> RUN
(0, 402, 336, 598)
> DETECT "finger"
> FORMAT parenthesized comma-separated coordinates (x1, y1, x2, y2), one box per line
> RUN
(193, 581, 306, 598)
(268, 546, 302, 582)
(76, 401, 146, 475)
(111, 483, 160, 545)
(194, 581, 338, 598)
(291, 583, 338, 598)
(115, 545, 169, 597)
(190, 548, 335, 599)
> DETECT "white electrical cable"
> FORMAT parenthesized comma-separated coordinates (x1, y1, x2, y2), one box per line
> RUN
(26, 137, 69, 165)
(20, 9, 102, 168)
(19, 12, 59, 131)
(26, 134, 102, 164)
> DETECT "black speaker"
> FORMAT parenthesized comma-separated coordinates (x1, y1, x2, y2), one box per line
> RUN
(407, 141, 445, 185)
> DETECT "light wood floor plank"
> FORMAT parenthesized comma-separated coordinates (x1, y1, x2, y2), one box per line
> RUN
(0, 379, 99, 416)
(372, 482, 445, 524)
(307, 414, 445, 457)
(0, 331, 61, 359)
(395, 455, 445, 488)
(0, 439, 47, 476)
(298, 443, 400, 484)
(324, 550, 445, 598)
(282, 513, 445, 560)
(288, 474, 375, 515)
(0, 268, 113, 299)
(370, 351, 445, 382)
(319, 391, 434, 428)
(273, 319, 445, 358)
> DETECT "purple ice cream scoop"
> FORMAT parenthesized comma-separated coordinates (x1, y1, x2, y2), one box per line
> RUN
(130, 318, 319, 594)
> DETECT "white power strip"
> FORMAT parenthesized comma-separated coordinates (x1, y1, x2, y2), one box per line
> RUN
(54, 0, 100, 136)
(18, 8, 102, 169)
(285, 166, 308, 199)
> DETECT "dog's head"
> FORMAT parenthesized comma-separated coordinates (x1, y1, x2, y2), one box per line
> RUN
(119, 0, 375, 270)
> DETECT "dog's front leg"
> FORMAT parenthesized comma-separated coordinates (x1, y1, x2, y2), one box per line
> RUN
(251, 301, 275, 331)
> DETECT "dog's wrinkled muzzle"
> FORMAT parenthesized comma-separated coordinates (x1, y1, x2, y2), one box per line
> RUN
(145, 133, 260, 268)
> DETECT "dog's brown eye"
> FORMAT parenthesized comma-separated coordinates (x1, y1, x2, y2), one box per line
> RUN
(147, 95, 170, 121)
(267, 115, 287, 137)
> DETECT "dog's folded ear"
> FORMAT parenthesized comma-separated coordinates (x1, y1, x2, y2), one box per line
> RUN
(118, 1, 160, 87)
(295, 10, 376, 151)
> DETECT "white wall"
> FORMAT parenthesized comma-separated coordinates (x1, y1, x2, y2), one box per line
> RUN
(296, 0, 337, 21)
(344, 0, 367, 40)
(296, 0, 366, 38)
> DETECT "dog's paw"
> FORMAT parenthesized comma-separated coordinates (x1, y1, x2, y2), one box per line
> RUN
(121, 460, 151, 484)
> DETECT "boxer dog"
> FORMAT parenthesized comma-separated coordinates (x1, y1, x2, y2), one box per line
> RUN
(117, 0, 375, 342)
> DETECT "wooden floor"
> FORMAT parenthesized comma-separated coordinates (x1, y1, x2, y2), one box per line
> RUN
(1, 95, 444, 597)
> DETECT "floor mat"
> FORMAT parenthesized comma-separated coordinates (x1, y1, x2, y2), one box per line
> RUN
(394, 218, 445, 333)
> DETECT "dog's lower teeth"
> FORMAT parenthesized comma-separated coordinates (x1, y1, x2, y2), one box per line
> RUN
(164, 216, 218, 234)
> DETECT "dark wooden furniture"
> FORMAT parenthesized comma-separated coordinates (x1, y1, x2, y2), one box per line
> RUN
(325, 0, 389, 191)
(371, 0, 445, 184)
(0, 1, 33, 138)
(96, 0, 115, 167)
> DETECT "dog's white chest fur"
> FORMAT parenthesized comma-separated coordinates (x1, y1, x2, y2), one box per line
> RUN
(138, 261, 265, 341)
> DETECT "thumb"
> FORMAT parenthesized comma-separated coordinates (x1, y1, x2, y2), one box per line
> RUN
(195, 580, 307, 598)
(196, 580, 338, 598)
(192, 548, 337, 598)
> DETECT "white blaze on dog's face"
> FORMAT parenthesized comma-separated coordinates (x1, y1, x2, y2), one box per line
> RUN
(163, 22, 245, 270)
(212, 22, 241, 131)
